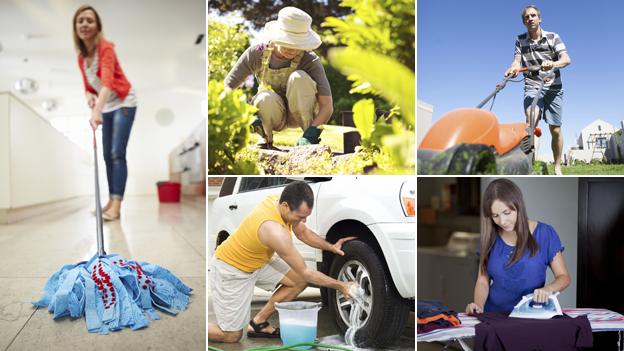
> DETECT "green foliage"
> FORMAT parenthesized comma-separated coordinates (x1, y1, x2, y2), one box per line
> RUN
(546, 163, 624, 175)
(531, 161, 549, 175)
(209, 0, 352, 31)
(208, 20, 250, 82)
(208, 80, 259, 174)
(322, 0, 414, 69)
(329, 47, 414, 125)
(324, 0, 415, 174)
(323, 62, 392, 124)
(352, 99, 375, 140)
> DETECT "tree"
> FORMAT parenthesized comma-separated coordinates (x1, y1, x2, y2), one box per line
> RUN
(209, 0, 351, 30)
(208, 20, 250, 82)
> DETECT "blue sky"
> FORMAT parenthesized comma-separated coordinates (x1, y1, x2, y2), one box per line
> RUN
(417, 1, 624, 159)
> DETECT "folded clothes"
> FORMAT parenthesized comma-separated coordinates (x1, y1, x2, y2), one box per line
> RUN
(417, 300, 461, 334)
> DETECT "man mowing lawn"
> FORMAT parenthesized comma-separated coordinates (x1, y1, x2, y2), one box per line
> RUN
(504, 5, 571, 175)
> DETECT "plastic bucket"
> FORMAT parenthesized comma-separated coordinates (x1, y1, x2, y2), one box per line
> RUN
(156, 181, 181, 202)
(275, 301, 321, 350)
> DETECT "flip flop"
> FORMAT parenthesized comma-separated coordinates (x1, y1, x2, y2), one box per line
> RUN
(247, 320, 280, 338)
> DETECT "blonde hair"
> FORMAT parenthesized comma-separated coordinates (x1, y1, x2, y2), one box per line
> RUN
(72, 5, 104, 57)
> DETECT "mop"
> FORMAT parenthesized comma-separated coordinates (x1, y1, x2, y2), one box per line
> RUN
(33, 127, 192, 334)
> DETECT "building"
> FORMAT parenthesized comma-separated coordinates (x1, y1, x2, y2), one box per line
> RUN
(605, 120, 624, 163)
(567, 119, 616, 163)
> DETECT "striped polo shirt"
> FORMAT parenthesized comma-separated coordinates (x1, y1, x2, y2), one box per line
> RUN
(514, 29, 567, 90)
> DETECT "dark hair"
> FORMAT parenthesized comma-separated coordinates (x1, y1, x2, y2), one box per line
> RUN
(521, 5, 541, 24)
(479, 178, 538, 274)
(72, 5, 103, 57)
(279, 181, 314, 211)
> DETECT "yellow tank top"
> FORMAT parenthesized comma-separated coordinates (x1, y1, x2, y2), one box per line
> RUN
(215, 194, 292, 272)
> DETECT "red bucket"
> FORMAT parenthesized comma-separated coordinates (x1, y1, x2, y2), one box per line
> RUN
(157, 181, 181, 202)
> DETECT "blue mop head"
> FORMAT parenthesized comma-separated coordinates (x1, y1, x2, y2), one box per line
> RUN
(33, 254, 192, 334)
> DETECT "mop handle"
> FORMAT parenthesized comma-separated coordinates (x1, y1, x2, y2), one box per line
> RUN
(92, 127, 106, 256)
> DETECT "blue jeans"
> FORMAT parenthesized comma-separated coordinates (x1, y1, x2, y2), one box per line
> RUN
(102, 107, 136, 200)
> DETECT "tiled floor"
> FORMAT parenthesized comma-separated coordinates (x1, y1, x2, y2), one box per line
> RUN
(0, 195, 206, 351)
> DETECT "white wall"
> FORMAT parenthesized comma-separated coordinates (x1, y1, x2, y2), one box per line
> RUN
(0, 94, 10, 208)
(124, 90, 205, 195)
(481, 177, 579, 308)
(1, 92, 91, 208)
(579, 120, 615, 150)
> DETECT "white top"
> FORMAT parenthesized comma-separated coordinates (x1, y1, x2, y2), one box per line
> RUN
(84, 54, 137, 113)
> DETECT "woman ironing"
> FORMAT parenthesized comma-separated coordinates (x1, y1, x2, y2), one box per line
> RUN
(466, 178, 570, 314)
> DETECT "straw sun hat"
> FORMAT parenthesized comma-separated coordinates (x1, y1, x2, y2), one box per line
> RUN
(263, 7, 322, 51)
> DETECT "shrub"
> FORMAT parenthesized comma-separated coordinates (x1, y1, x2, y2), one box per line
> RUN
(207, 80, 259, 174)
(208, 20, 250, 82)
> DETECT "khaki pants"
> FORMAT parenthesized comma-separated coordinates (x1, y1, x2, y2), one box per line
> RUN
(208, 256, 290, 332)
(252, 70, 318, 142)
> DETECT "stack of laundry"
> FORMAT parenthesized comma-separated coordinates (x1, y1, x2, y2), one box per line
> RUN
(417, 300, 461, 334)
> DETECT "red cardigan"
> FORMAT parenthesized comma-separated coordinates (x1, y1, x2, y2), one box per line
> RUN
(78, 39, 131, 100)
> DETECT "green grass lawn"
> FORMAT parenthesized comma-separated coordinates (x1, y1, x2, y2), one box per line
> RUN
(546, 163, 624, 175)
(249, 125, 358, 153)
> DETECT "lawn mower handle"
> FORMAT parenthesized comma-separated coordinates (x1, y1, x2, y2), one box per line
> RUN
(476, 67, 529, 109)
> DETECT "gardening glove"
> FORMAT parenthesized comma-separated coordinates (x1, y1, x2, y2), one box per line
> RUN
(296, 126, 321, 146)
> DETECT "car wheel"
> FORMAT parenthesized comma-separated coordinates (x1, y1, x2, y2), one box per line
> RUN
(327, 240, 410, 348)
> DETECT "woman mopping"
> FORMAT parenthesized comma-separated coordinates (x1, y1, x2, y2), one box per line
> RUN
(73, 5, 137, 221)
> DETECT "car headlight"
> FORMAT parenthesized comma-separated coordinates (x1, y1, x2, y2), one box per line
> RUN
(400, 181, 415, 217)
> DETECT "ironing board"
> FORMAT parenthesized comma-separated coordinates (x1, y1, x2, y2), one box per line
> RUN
(417, 308, 624, 351)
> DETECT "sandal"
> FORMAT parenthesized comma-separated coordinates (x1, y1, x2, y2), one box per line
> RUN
(102, 211, 120, 222)
(247, 319, 280, 338)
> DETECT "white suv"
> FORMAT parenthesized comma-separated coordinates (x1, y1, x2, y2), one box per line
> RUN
(208, 177, 415, 348)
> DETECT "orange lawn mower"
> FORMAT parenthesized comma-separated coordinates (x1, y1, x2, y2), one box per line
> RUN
(418, 66, 552, 175)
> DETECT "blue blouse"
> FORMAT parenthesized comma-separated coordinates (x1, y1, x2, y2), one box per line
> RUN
(483, 222, 564, 312)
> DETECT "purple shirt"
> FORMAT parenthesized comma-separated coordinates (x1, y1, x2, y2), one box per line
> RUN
(484, 222, 564, 312)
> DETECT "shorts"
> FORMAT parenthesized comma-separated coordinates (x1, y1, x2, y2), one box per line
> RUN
(523, 87, 564, 126)
(208, 255, 290, 332)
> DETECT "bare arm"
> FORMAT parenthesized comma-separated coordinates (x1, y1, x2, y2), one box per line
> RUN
(533, 251, 570, 303)
(259, 221, 353, 296)
(89, 86, 112, 129)
(466, 265, 490, 314)
(311, 95, 333, 127)
(293, 222, 356, 255)
(541, 52, 571, 72)
(504, 56, 522, 77)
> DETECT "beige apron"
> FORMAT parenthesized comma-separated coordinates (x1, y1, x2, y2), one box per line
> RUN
(252, 44, 317, 140)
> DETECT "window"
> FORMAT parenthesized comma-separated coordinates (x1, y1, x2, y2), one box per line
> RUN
(239, 177, 291, 192)
(597, 137, 608, 149)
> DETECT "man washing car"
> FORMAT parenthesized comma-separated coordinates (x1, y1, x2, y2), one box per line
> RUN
(208, 181, 356, 343)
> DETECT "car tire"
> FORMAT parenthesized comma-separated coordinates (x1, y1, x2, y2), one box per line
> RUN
(327, 240, 410, 348)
